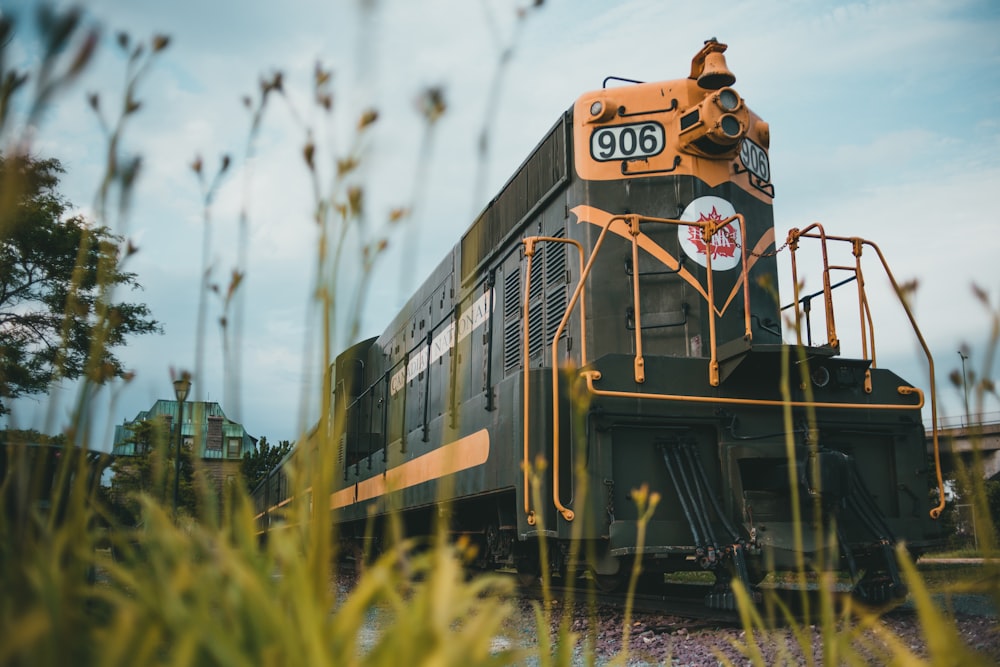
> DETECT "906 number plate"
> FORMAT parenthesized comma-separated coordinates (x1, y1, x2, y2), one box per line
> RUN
(739, 138, 770, 182)
(590, 122, 665, 162)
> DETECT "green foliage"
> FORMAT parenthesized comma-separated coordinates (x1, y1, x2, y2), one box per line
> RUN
(0, 428, 65, 447)
(0, 152, 161, 416)
(720, 288, 1000, 666)
(240, 436, 293, 491)
(1, 5, 165, 422)
(987, 480, 1000, 538)
(107, 419, 198, 523)
(0, 426, 112, 665)
(938, 478, 1000, 551)
(1, 7, 542, 667)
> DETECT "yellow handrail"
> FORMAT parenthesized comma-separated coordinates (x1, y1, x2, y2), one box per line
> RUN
(697, 212, 753, 385)
(522, 236, 587, 524)
(627, 215, 645, 384)
(786, 228, 943, 518)
(522, 238, 538, 526)
(522, 212, 944, 525)
(581, 369, 924, 411)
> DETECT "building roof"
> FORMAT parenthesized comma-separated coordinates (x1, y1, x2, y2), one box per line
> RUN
(112, 400, 258, 459)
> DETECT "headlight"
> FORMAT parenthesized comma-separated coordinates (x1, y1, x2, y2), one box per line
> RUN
(720, 115, 742, 137)
(677, 87, 749, 157)
(717, 88, 740, 112)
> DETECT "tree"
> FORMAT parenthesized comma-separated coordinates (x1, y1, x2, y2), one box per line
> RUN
(107, 418, 197, 523)
(985, 480, 1000, 547)
(0, 153, 161, 415)
(241, 436, 293, 491)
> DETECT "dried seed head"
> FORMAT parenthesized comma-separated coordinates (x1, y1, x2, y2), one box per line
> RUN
(972, 283, 989, 306)
(336, 156, 358, 176)
(358, 108, 378, 129)
(303, 142, 315, 170)
(152, 34, 170, 52)
(69, 29, 98, 76)
(417, 86, 446, 123)
(347, 186, 363, 216)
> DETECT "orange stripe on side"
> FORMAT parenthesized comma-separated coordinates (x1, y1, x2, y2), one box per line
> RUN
(329, 485, 355, 509)
(330, 429, 491, 510)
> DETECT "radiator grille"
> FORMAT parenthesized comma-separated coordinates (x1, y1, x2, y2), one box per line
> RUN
(460, 115, 569, 281)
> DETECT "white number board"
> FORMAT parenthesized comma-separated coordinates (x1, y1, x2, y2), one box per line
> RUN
(739, 138, 770, 183)
(590, 122, 665, 162)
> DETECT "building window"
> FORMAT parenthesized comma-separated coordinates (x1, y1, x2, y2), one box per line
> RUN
(227, 437, 242, 458)
(207, 415, 224, 450)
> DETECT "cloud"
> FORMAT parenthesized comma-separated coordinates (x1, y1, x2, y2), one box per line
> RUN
(5, 0, 999, 445)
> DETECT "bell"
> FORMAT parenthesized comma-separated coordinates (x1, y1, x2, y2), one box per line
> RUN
(698, 50, 736, 89)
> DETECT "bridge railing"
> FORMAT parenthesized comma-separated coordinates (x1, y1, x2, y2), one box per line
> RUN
(925, 410, 1000, 431)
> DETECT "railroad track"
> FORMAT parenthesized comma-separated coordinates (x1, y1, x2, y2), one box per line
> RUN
(507, 572, 919, 625)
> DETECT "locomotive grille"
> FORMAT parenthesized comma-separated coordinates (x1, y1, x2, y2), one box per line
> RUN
(545, 230, 566, 284)
(503, 268, 521, 373)
(503, 320, 521, 373)
(545, 228, 568, 342)
(527, 301, 545, 357)
(503, 269, 520, 319)
(502, 228, 569, 372)
(546, 289, 568, 342)
(460, 114, 569, 282)
(529, 244, 544, 300)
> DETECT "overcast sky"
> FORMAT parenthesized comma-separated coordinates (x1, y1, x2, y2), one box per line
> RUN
(3, 0, 999, 448)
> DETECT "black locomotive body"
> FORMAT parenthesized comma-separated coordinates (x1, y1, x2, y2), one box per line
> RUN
(253, 40, 944, 605)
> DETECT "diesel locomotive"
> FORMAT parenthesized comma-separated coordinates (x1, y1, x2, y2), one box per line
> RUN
(253, 39, 945, 607)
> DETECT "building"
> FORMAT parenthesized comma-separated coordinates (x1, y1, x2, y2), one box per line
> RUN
(112, 400, 257, 497)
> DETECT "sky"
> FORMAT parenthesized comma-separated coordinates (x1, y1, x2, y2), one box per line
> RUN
(3, 0, 999, 449)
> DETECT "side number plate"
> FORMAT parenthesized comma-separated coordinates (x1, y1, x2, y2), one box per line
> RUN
(739, 138, 770, 182)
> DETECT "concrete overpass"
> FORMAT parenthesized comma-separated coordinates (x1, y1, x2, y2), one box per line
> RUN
(927, 414, 1000, 480)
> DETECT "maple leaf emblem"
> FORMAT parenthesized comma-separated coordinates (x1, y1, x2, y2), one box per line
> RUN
(686, 205, 739, 260)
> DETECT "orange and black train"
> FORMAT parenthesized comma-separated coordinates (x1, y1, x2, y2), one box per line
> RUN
(253, 39, 945, 607)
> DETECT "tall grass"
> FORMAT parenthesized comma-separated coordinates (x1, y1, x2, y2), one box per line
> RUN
(1, 5, 998, 667)
(0, 3, 571, 664)
(721, 284, 1000, 665)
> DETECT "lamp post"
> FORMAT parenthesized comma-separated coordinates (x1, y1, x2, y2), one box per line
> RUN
(173, 375, 191, 518)
(958, 350, 969, 428)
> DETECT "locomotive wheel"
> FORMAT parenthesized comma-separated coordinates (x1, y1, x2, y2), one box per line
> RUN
(516, 565, 539, 587)
(594, 572, 625, 593)
(515, 554, 540, 587)
(743, 560, 768, 586)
